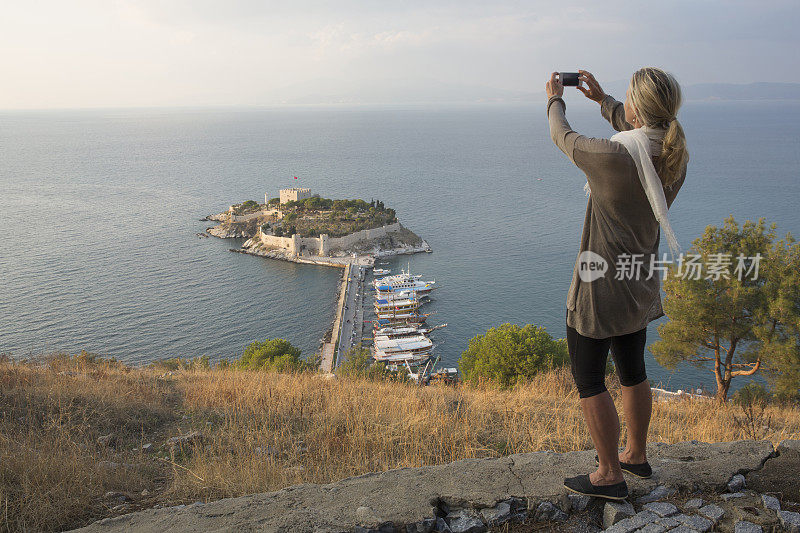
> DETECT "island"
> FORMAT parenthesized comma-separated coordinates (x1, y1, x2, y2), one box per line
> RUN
(204, 187, 431, 267)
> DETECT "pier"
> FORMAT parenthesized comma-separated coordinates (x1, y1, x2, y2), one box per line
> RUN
(319, 261, 368, 372)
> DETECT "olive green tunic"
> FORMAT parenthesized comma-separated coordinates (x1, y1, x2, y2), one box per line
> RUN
(547, 94, 687, 339)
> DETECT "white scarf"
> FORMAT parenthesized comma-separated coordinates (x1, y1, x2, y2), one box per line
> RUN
(583, 127, 681, 261)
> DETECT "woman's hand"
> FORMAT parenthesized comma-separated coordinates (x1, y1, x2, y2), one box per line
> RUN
(577, 70, 607, 103)
(545, 72, 563, 99)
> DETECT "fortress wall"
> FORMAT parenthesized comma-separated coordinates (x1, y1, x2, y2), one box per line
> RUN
(257, 222, 402, 256)
(259, 232, 295, 252)
(230, 209, 280, 223)
(326, 222, 402, 251)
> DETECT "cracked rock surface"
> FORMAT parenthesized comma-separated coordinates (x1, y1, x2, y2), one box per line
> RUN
(69, 440, 777, 533)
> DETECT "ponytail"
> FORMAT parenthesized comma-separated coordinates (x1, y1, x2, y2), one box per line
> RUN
(629, 67, 689, 188)
(657, 118, 688, 188)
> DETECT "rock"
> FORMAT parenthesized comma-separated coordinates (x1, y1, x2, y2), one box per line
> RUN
(673, 513, 713, 532)
(760, 493, 780, 511)
(406, 518, 436, 533)
(166, 431, 203, 450)
(649, 516, 680, 533)
(734, 521, 763, 533)
(478, 502, 511, 526)
(780, 510, 800, 533)
(140, 443, 154, 453)
(97, 434, 116, 448)
(69, 440, 778, 533)
(445, 509, 485, 533)
(435, 517, 451, 533)
(104, 491, 128, 502)
(355, 505, 380, 527)
(533, 501, 567, 522)
(603, 500, 635, 528)
(728, 473, 747, 492)
(110, 504, 131, 513)
(698, 503, 725, 523)
(684, 497, 704, 510)
(747, 439, 800, 502)
(567, 493, 592, 512)
(637, 520, 676, 533)
(643, 501, 678, 517)
(722, 491, 748, 501)
(604, 511, 659, 533)
(636, 485, 675, 504)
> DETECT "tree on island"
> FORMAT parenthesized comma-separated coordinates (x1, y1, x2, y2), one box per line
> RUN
(650, 216, 800, 402)
(238, 338, 309, 372)
(459, 323, 568, 387)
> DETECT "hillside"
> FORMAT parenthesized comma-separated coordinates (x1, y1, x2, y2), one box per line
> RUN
(2, 355, 800, 531)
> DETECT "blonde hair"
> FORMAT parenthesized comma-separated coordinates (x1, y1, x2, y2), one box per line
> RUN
(629, 67, 689, 188)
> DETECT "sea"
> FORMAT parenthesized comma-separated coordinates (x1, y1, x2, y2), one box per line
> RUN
(2, 100, 799, 393)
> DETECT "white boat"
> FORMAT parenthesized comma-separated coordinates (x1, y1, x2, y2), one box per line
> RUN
(374, 325, 431, 338)
(373, 268, 391, 275)
(372, 265, 435, 294)
(373, 315, 427, 329)
(376, 351, 431, 364)
(375, 289, 420, 302)
(374, 299, 420, 320)
(374, 334, 432, 353)
(375, 308, 421, 320)
(373, 335, 433, 363)
(374, 280, 434, 296)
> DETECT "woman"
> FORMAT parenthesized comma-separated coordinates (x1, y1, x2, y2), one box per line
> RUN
(545, 68, 688, 500)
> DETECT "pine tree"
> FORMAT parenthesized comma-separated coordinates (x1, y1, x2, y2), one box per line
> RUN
(650, 216, 800, 401)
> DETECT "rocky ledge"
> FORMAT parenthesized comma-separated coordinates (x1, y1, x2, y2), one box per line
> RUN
(69, 440, 800, 533)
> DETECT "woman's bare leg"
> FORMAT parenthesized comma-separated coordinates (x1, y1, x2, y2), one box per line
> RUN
(619, 381, 651, 464)
(580, 391, 624, 485)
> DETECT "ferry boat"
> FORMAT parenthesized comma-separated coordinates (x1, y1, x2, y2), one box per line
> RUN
(374, 280, 434, 296)
(372, 265, 435, 294)
(375, 289, 422, 302)
(375, 308, 422, 320)
(373, 315, 427, 329)
(374, 296, 419, 316)
(373, 336, 433, 363)
(374, 325, 432, 339)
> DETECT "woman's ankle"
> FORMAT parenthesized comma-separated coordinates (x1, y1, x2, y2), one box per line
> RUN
(619, 447, 647, 464)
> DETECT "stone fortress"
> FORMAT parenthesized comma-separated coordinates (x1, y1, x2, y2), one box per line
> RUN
(232, 188, 410, 259)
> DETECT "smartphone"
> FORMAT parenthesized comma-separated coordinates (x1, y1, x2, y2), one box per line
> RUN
(558, 72, 580, 87)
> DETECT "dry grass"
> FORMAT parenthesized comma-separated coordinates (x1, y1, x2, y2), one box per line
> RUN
(1, 358, 799, 532)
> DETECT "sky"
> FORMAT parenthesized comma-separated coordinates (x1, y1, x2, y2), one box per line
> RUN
(1, 0, 798, 109)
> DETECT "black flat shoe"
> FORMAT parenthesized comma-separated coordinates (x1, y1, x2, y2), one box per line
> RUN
(594, 455, 652, 479)
(564, 474, 628, 501)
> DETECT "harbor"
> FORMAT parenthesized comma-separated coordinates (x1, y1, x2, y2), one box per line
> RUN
(205, 188, 453, 380)
(319, 259, 454, 383)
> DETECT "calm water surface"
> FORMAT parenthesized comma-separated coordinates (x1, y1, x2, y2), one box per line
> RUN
(2, 101, 798, 391)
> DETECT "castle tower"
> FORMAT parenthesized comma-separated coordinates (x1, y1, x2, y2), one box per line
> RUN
(279, 187, 312, 205)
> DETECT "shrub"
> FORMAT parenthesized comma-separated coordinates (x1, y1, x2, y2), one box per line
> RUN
(238, 338, 305, 371)
(459, 323, 568, 387)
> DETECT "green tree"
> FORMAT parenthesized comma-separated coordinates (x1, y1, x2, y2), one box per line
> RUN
(650, 216, 800, 402)
(238, 338, 305, 371)
(335, 345, 391, 379)
(458, 323, 568, 386)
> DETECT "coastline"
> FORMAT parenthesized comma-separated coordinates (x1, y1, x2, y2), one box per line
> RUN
(206, 207, 432, 368)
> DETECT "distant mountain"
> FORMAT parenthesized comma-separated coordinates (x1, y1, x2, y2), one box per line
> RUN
(683, 82, 800, 101)
(274, 80, 800, 106)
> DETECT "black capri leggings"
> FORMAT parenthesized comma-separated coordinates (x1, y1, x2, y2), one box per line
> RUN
(566, 316, 648, 399)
